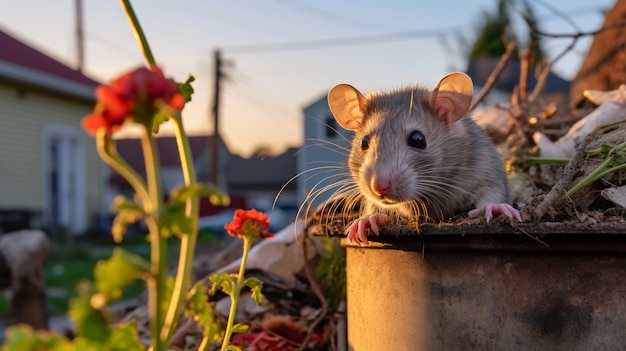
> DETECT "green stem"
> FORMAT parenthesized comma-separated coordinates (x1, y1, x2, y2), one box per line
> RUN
(119, 0, 157, 68)
(140, 127, 167, 351)
(221, 237, 252, 351)
(198, 336, 210, 351)
(566, 156, 614, 197)
(95, 130, 150, 208)
(566, 141, 626, 197)
(160, 114, 199, 344)
(567, 161, 626, 197)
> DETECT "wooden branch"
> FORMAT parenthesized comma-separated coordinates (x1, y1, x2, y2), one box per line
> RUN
(519, 51, 529, 103)
(469, 42, 517, 112)
(533, 19, 626, 39)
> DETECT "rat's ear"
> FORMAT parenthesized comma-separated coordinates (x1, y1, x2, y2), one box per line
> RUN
(429, 72, 474, 124)
(328, 84, 368, 130)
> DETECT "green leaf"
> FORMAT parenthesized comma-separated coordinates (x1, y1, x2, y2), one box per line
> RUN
(169, 183, 230, 207)
(209, 273, 237, 296)
(161, 183, 228, 238)
(316, 237, 346, 310)
(106, 321, 145, 351)
(160, 203, 193, 238)
(185, 282, 214, 327)
(185, 281, 223, 343)
(152, 111, 170, 133)
(110, 196, 144, 242)
(110, 195, 143, 213)
(94, 248, 149, 302)
(68, 281, 111, 343)
(224, 345, 242, 351)
(179, 75, 195, 103)
(243, 278, 264, 305)
(231, 324, 249, 334)
(70, 338, 101, 351)
(1, 325, 74, 351)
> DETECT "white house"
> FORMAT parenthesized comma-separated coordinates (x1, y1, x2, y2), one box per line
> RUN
(297, 94, 352, 211)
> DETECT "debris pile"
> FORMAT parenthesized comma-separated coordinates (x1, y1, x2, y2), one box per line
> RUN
(113, 222, 342, 351)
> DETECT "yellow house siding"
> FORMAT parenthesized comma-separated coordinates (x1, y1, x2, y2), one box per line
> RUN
(0, 84, 44, 208)
(0, 83, 104, 232)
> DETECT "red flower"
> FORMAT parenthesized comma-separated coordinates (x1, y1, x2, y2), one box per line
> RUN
(82, 66, 185, 135)
(224, 209, 274, 240)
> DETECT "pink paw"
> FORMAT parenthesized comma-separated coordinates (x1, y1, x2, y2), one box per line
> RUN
(346, 214, 392, 245)
(468, 203, 521, 223)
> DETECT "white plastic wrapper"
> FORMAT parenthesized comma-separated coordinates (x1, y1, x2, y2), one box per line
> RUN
(534, 85, 626, 158)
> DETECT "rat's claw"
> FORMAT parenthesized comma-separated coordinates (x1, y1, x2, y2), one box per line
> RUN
(368, 214, 389, 234)
(346, 218, 369, 245)
(345, 214, 392, 245)
(469, 203, 521, 222)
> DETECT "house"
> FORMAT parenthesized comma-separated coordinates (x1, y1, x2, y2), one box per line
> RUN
(223, 146, 299, 212)
(107, 134, 235, 216)
(570, 0, 626, 110)
(297, 94, 352, 211)
(108, 134, 300, 228)
(0, 27, 104, 236)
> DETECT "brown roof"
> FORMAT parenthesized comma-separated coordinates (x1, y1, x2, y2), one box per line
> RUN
(224, 147, 299, 190)
(570, 1, 626, 109)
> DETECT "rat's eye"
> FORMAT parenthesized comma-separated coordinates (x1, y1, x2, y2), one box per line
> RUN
(408, 131, 426, 149)
(361, 135, 370, 151)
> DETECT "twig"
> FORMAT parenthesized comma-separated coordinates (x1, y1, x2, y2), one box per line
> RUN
(532, 19, 626, 39)
(526, 57, 558, 106)
(526, 0, 582, 34)
(469, 42, 517, 111)
(519, 50, 529, 103)
(512, 222, 549, 248)
(530, 128, 598, 220)
(520, 12, 626, 107)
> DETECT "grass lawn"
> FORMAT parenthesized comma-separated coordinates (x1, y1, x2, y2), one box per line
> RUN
(44, 234, 156, 316)
(0, 229, 220, 318)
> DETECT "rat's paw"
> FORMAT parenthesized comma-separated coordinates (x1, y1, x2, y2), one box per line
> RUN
(346, 214, 392, 245)
(468, 203, 521, 223)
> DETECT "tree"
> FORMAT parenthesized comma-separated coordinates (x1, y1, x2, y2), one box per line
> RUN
(250, 144, 274, 158)
(466, 0, 545, 65)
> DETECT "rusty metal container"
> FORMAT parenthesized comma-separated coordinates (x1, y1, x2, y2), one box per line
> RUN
(341, 223, 626, 351)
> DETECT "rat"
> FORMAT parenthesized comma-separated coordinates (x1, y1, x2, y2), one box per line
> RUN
(327, 72, 521, 245)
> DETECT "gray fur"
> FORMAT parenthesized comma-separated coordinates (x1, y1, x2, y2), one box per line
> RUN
(346, 86, 510, 223)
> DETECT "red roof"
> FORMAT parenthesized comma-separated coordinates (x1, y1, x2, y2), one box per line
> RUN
(0, 27, 98, 87)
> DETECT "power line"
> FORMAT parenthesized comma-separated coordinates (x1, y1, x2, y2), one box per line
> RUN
(268, 0, 385, 32)
(222, 24, 469, 55)
(229, 77, 299, 127)
(221, 3, 611, 56)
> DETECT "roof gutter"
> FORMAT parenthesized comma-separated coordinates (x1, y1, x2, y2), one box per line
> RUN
(0, 60, 97, 102)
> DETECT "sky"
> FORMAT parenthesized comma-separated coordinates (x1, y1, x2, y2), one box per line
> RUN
(0, 0, 616, 157)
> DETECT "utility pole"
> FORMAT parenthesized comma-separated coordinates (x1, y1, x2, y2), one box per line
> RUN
(210, 49, 223, 185)
(74, 0, 85, 72)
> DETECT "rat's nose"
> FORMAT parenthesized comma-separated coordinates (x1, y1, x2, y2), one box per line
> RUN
(372, 176, 391, 196)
